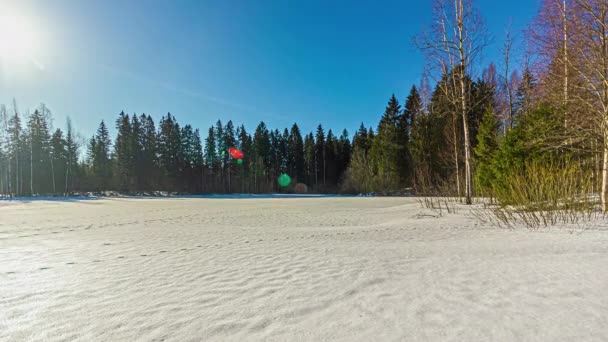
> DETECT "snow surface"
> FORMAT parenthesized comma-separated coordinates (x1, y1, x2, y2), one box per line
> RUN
(1, 197, 608, 341)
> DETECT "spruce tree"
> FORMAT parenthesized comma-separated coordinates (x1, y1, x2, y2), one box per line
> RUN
(470, 79, 496, 149)
(65, 117, 79, 194)
(325, 129, 338, 187)
(253, 122, 270, 192)
(223, 121, 236, 192)
(192, 128, 203, 189)
(288, 123, 305, 183)
(139, 114, 158, 191)
(514, 67, 536, 124)
(157, 114, 182, 191)
(204, 126, 217, 192)
(474, 106, 500, 196)
(50, 128, 67, 193)
(114, 111, 133, 191)
(403, 86, 422, 143)
(370, 95, 403, 190)
(352, 123, 369, 153)
(91, 120, 112, 190)
(236, 125, 251, 192)
(7, 109, 22, 195)
(337, 129, 352, 180)
(28, 108, 52, 194)
(130, 114, 143, 190)
(280, 128, 289, 174)
(304, 132, 315, 187)
(314, 124, 325, 187)
(181, 124, 195, 183)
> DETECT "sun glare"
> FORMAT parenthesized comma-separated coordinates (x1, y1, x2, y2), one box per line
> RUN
(0, 10, 41, 68)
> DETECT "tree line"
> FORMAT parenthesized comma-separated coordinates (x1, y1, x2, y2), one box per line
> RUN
(2, 0, 608, 212)
(0, 103, 356, 195)
(347, 0, 608, 214)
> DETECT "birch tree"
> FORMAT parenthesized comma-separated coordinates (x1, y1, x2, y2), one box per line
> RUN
(566, 0, 608, 211)
(416, 0, 488, 204)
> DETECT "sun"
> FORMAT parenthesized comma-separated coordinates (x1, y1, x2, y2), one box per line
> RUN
(0, 10, 40, 66)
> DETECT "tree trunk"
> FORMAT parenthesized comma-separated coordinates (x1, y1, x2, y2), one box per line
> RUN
(457, 0, 472, 205)
(50, 154, 56, 193)
(504, 30, 514, 132)
(8, 149, 12, 196)
(452, 114, 461, 198)
(563, 0, 569, 126)
(14, 144, 18, 195)
(65, 156, 70, 195)
(602, 133, 608, 212)
(323, 150, 326, 186)
(30, 137, 33, 195)
(462, 108, 473, 205)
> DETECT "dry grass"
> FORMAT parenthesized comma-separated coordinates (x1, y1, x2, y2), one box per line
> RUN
(478, 160, 602, 229)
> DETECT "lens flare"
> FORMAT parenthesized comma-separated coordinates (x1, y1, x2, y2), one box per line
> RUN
(278, 174, 291, 187)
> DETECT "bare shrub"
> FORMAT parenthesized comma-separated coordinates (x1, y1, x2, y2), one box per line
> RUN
(480, 159, 601, 229)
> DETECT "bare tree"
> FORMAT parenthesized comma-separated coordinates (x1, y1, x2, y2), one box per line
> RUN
(563, 0, 608, 211)
(0, 105, 7, 195)
(529, 0, 574, 128)
(416, 0, 488, 204)
(65, 116, 77, 194)
(502, 28, 517, 132)
(11, 99, 21, 196)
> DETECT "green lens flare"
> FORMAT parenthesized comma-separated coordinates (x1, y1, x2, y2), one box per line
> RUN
(278, 173, 291, 187)
(236, 159, 243, 165)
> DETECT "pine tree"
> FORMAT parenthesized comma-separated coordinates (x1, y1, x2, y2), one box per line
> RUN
(474, 106, 500, 196)
(0, 105, 8, 195)
(91, 120, 112, 190)
(50, 128, 67, 193)
(253, 122, 270, 192)
(157, 114, 182, 191)
(410, 109, 446, 190)
(269, 129, 280, 191)
(370, 95, 403, 190)
(304, 132, 315, 187)
(114, 111, 133, 191)
(314, 124, 326, 188)
(192, 128, 203, 192)
(325, 129, 338, 187)
(65, 117, 79, 194)
(403, 86, 422, 144)
(223, 120, 236, 192)
(28, 107, 52, 194)
(130, 114, 143, 191)
(204, 126, 217, 192)
(7, 108, 22, 195)
(337, 129, 352, 181)
(139, 114, 158, 191)
(181, 124, 195, 177)
(352, 123, 370, 153)
(237, 125, 252, 192)
(470, 79, 496, 149)
(514, 67, 536, 124)
(288, 123, 305, 183)
(280, 128, 289, 174)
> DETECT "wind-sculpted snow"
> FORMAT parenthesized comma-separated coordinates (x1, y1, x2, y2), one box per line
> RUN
(1, 198, 608, 341)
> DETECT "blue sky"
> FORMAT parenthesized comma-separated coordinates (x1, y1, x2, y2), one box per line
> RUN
(1, 0, 540, 139)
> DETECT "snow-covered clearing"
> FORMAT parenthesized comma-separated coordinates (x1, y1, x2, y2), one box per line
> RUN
(1, 197, 608, 341)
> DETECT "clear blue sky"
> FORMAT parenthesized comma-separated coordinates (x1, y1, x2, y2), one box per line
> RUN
(1, 0, 540, 139)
